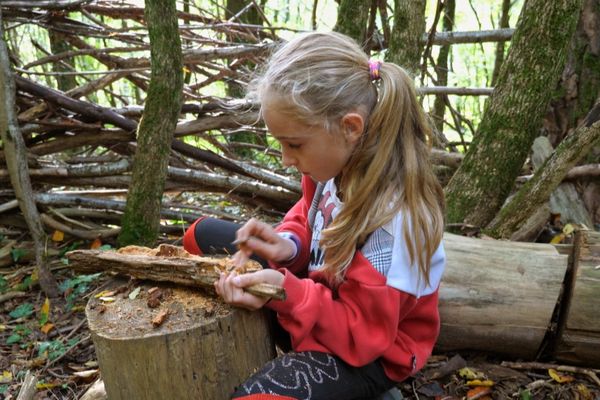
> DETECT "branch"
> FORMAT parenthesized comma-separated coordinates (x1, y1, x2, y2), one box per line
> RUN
(0, 0, 90, 9)
(422, 28, 514, 46)
(14, 75, 137, 131)
(487, 116, 600, 238)
(418, 86, 493, 96)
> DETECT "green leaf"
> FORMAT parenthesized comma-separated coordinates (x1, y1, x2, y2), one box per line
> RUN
(99, 244, 113, 250)
(11, 248, 27, 263)
(520, 389, 532, 400)
(0, 276, 7, 294)
(7, 333, 21, 345)
(37, 340, 66, 361)
(14, 276, 33, 291)
(0, 384, 8, 394)
(9, 303, 34, 319)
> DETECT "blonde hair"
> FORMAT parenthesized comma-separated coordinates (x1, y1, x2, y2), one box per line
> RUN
(248, 31, 444, 285)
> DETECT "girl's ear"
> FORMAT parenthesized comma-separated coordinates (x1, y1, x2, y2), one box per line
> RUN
(340, 112, 365, 144)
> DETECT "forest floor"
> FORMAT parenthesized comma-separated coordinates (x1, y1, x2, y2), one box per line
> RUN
(1, 216, 599, 400)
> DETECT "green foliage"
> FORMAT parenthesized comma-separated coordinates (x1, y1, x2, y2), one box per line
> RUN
(10, 248, 27, 263)
(59, 273, 101, 309)
(6, 325, 32, 345)
(13, 275, 34, 292)
(38, 338, 77, 361)
(9, 303, 34, 319)
(0, 276, 7, 294)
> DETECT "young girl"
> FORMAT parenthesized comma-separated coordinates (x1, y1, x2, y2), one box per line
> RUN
(183, 31, 446, 400)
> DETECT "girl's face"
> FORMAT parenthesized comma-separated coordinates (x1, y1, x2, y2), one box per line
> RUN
(262, 103, 361, 183)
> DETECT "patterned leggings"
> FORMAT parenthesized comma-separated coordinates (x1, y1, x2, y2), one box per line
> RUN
(231, 351, 396, 400)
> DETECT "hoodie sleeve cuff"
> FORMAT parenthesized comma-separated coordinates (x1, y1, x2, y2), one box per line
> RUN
(266, 269, 308, 315)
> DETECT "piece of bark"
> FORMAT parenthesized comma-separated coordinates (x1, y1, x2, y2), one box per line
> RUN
(66, 244, 286, 301)
(16, 370, 37, 400)
(79, 379, 107, 400)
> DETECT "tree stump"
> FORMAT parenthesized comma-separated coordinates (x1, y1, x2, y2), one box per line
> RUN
(86, 278, 276, 400)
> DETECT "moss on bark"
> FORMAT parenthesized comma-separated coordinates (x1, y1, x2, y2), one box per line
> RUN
(444, 0, 583, 228)
(118, 0, 183, 247)
(386, 0, 426, 75)
(333, 0, 371, 47)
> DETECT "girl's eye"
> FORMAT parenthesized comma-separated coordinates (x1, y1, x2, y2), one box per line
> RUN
(286, 143, 301, 149)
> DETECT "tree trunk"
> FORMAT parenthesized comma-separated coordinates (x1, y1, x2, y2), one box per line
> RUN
(333, 0, 371, 48)
(0, 9, 58, 297)
(118, 0, 183, 247)
(444, 0, 583, 229)
(386, 0, 426, 75)
(431, 0, 455, 139)
(48, 30, 77, 92)
(491, 0, 511, 87)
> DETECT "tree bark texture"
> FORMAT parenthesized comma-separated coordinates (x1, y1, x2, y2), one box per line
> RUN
(387, 0, 426, 75)
(0, 9, 58, 296)
(333, 0, 371, 48)
(431, 0, 455, 137)
(444, 0, 583, 229)
(544, 0, 600, 147)
(118, 0, 183, 247)
(491, 0, 512, 87)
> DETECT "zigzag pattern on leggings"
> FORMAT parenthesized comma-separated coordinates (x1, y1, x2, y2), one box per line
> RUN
(240, 352, 341, 400)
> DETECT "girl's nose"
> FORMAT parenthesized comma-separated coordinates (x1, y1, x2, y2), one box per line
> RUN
(281, 149, 296, 167)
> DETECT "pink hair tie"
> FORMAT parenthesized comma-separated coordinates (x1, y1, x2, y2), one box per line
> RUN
(368, 60, 382, 81)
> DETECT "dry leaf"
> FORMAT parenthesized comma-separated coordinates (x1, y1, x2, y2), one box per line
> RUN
(0, 371, 12, 383)
(466, 379, 495, 387)
(466, 386, 492, 400)
(459, 367, 486, 380)
(90, 238, 103, 249)
(52, 230, 64, 242)
(40, 323, 54, 334)
(548, 368, 575, 383)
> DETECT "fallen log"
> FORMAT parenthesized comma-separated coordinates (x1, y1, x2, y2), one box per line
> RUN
(436, 232, 568, 360)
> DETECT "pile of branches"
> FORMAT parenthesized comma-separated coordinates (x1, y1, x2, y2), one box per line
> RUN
(0, 0, 307, 247)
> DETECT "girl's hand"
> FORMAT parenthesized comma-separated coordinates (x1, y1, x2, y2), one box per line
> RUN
(214, 268, 285, 310)
(232, 218, 296, 267)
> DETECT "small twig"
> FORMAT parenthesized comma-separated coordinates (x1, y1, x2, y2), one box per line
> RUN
(0, 291, 28, 304)
(501, 361, 600, 387)
(63, 317, 88, 342)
